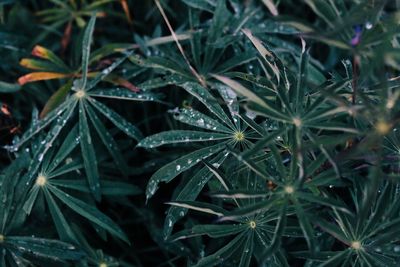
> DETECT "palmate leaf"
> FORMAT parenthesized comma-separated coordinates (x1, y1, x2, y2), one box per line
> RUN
(171, 194, 288, 266)
(21, 137, 133, 245)
(4, 0, 400, 266)
(0, 157, 84, 266)
(10, 16, 155, 204)
(142, 76, 263, 218)
(164, 164, 293, 267)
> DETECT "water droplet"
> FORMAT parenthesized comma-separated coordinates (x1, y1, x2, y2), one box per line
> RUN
(212, 163, 220, 168)
(196, 118, 205, 127)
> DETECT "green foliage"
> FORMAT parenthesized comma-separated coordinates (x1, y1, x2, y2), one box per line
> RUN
(1, 0, 400, 266)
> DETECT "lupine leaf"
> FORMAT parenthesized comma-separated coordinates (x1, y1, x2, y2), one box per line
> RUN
(78, 101, 101, 200)
(80, 14, 96, 90)
(48, 184, 130, 244)
(138, 130, 230, 148)
(88, 97, 142, 140)
(146, 143, 226, 199)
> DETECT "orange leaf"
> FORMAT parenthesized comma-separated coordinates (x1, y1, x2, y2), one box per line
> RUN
(120, 0, 132, 24)
(61, 20, 73, 53)
(31, 45, 51, 59)
(18, 72, 71, 85)
(19, 59, 44, 70)
(105, 75, 140, 92)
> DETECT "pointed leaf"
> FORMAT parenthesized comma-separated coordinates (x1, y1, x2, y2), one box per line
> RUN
(88, 97, 142, 141)
(48, 184, 129, 244)
(80, 14, 96, 90)
(86, 104, 129, 175)
(146, 143, 226, 199)
(138, 130, 230, 148)
(79, 101, 101, 200)
(6, 236, 84, 262)
(173, 108, 232, 133)
(179, 82, 234, 129)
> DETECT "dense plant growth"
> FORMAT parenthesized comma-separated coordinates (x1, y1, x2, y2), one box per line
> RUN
(1, 0, 400, 266)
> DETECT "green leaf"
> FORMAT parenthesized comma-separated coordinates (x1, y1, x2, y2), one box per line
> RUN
(40, 80, 72, 119)
(146, 143, 226, 200)
(293, 41, 309, 113)
(137, 130, 230, 148)
(43, 187, 77, 242)
(6, 236, 84, 262)
(194, 232, 246, 267)
(296, 192, 350, 214)
(45, 124, 79, 174)
(211, 74, 267, 108)
(179, 82, 234, 129)
(164, 153, 228, 238)
(0, 81, 21, 93)
(182, 0, 215, 12)
(79, 101, 101, 201)
(88, 88, 160, 101)
(246, 101, 292, 123)
(241, 28, 281, 81)
(86, 51, 133, 91)
(317, 250, 350, 267)
(191, 224, 247, 238)
(239, 231, 254, 267)
(173, 108, 232, 133)
(50, 180, 141, 196)
(22, 186, 40, 215)
(261, 201, 287, 258)
(293, 197, 316, 253)
(86, 103, 129, 175)
(219, 198, 278, 222)
(80, 14, 96, 90)
(48, 184, 129, 244)
(88, 97, 142, 141)
(11, 98, 73, 150)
